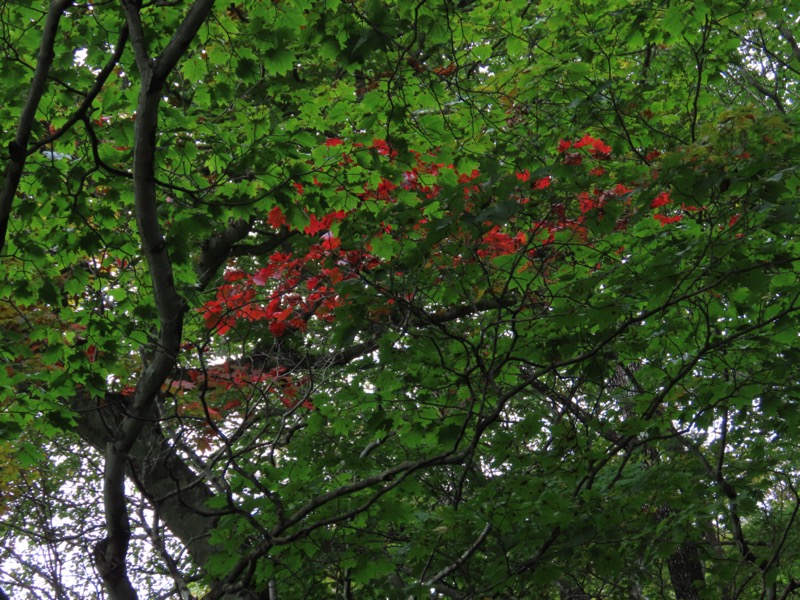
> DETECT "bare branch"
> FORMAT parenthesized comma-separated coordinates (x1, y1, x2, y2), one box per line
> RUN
(423, 522, 491, 588)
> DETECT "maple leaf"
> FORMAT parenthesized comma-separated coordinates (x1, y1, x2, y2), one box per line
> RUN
(224, 269, 247, 282)
(650, 192, 671, 208)
(320, 233, 341, 250)
(253, 268, 270, 286)
(371, 138, 396, 157)
(268, 206, 287, 229)
(613, 184, 633, 196)
(589, 139, 612, 159)
(653, 213, 682, 226)
(305, 215, 326, 235)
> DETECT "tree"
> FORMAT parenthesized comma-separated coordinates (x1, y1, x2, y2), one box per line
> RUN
(1, 0, 800, 598)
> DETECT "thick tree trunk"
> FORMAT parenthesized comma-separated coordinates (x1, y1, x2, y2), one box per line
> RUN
(666, 541, 705, 600)
(611, 364, 706, 600)
(654, 503, 705, 600)
(73, 392, 220, 566)
(74, 392, 263, 600)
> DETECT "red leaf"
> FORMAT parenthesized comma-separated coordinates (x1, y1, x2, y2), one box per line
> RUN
(274, 306, 294, 322)
(650, 192, 671, 208)
(589, 139, 612, 159)
(321, 233, 341, 250)
(224, 269, 246, 282)
(304, 214, 326, 235)
(613, 184, 633, 196)
(253, 268, 270, 286)
(268, 206, 286, 229)
(270, 320, 287, 337)
(289, 317, 308, 331)
(645, 149, 662, 161)
(653, 213, 682, 226)
(168, 379, 196, 392)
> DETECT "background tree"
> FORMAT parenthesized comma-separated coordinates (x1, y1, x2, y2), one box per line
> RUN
(1, 0, 799, 599)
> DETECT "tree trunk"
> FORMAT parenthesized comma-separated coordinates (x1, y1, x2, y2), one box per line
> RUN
(666, 541, 705, 600)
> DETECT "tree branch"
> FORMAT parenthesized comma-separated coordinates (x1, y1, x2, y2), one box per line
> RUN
(29, 24, 130, 153)
(423, 522, 491, 588)
(0, 0, 73, 255)
(153, 0, 216, 86)
(96, 1, 216, 597)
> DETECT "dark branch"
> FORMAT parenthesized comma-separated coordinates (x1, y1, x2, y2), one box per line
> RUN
(0, 0, 73, 256)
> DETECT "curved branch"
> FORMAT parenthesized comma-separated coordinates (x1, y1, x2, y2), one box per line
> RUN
(29, 24, 130, 153)
(423, 522, 491, 588)
(0, 0, 73, 255)
(96, 1, 216, 598)
(153, 0, 216, 86)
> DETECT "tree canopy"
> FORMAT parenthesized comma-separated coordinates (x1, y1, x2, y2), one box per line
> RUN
(1, 0, 800, 598)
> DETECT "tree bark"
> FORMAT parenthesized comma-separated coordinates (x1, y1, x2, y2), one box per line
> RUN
(91, 1, 216, 596)
(666, 541, 705, 600)
(0, 0, 72, 255)
(74, 392, 220, 568)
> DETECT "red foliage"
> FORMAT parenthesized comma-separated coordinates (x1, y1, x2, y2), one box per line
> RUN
(268, 206, 287, 229)
(478, 226, 526, 258)
(304, 210, 346, 235)
(189, 134, 740, 441)
(650, 192, 671, 208)
(654, 213, 682, 226)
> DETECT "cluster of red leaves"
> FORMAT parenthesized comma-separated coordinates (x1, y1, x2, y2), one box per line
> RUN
(190, 133, 741, 436)
(649, 191, 683, 226)
(201, 232, 378, 338)
(357, 148, 480, 205)
(477, 227, 527, 258)
(171, 364, 314, 412)
(558, 135, 613, 166)
(516, 170, 552, 190)
(537, 183, 633, 248)
(160, 363, 314, 449)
